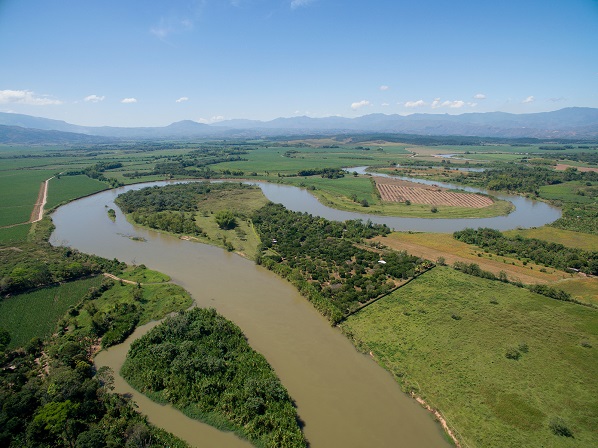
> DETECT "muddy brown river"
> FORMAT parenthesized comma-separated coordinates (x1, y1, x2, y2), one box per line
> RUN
(51, 184, 450, 447)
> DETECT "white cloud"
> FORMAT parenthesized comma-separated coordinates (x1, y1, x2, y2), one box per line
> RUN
(379, 85, 390, 91)
(404, 100, 427, 108)
(473, 93, 486, 100)
(449, 100, 465, 108)
(0, 89, 62, 105)
(522, 95, 535, 104)
(549, 97, 566, 102)
(197, 115, 225, 124)
(291, 0, 315, 10)
(381, 103, 390, 107)
(151, 17, 194, 39)
(176, 97, 189, 103)
(84, 94, 105, 103)
(351, 100, 371, 110)
(468, 102, 478, 107)
(431, 98, 467, 109)
(121, 98, 137, 104)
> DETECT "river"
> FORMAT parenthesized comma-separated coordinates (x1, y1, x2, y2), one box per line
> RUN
(50, 185, 450, 448)
(49, 175, 559, 447)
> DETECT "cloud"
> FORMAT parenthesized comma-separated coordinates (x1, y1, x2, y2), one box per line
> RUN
(549, 97, 566, 102)
(522, 95, 535, 104)
(84, 94, 105, 103)
(151, 16, 195, 39)
(473, 93, 486, 100)
(468, 102, 478, 107)
(351, 100, 371, 110)
(404, 100, 427, 108)
(379, 85, 390, 91)
(0, 89, 62, 105)
(176, 97, 189, 103)
(381, 103, 390, 107)
(291, 0, 315, 10)
(431, 98, 466, 109)
(197, 115, 225, 124)
(121, 98, 138, 104)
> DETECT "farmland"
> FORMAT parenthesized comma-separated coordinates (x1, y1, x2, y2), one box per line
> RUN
(375, 177, 494, 207)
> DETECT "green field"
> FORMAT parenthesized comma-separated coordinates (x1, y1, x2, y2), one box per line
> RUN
(540, 181, 597, 204)
(0, 275, 104, 349)
(504, 226, 598, 251)
(0, 224, 31, 244)
(341, 267, 598, 448)
(0, 169, 55, 226)
(45, 175, 108, 209)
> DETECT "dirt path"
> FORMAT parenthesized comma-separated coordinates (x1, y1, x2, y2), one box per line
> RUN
(103, 273, 144, 285)
(30, 177, 53, 223)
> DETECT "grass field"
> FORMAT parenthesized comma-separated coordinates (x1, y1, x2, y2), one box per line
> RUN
(281, 175, 514, 218)
(45, 175, 108, 210)
(0, 276, 104, 349)
(554, 278, 598, 306)
(341, 267, 598, 448)
(504, 226, 598, 251)
(374, 232, 569, 284)
(540, 181, 597, 204)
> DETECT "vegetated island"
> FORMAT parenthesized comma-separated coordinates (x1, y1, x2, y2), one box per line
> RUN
(121, 308, 307, 448)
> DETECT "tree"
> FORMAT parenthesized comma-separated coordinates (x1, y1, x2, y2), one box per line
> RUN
(215, 210, 237, 229)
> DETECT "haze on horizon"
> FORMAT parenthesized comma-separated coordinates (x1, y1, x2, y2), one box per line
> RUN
(1, 0, 597, 128)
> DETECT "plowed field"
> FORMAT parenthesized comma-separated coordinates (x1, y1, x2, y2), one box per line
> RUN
(375, 177, 493, 208)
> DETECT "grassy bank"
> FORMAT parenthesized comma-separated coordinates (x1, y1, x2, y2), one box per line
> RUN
(341, 267, 598, 447)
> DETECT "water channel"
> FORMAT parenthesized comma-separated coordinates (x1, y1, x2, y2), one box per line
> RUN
(49, 174, 560, 447)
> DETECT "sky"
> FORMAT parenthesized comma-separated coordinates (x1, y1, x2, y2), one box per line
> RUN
(1, 0, 597, 127)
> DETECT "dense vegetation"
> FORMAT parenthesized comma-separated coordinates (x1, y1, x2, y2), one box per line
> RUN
(341, 267, 598, 447)
(253, 203, 426, 323)
(0, 327, 189, 448)
(0, 224, 191, 447)
(121, 308, 306, 448)
(454, 227, 598, 275)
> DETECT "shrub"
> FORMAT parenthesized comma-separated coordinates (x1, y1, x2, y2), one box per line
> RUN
(549, 417, 573, 437)
(505, 348, 521, 360)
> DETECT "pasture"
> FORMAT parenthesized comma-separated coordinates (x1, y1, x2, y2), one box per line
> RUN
(341, 266, 598, 448)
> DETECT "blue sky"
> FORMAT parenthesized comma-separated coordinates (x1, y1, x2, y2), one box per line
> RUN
(1, 0, 597, 127)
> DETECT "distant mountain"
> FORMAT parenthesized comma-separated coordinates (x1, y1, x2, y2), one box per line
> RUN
(1, 107, 597, 141)
(0, 125, 112, 144)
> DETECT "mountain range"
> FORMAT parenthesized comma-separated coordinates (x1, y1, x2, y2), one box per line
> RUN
(1, 107, 598, 144)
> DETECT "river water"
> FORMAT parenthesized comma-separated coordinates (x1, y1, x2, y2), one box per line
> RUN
(50, 185, 450, 448)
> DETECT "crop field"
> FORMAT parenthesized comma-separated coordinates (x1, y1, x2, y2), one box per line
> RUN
(0, 224, 31, 244)
(45, 175, 108, 210)
(0, 275, 104, 349)
(375, 177, 494, 207)
(0, 169, 56, 227)
(341, 267, 598, 448)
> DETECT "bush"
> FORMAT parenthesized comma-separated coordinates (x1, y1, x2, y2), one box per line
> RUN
(215, 210, 237, 229)
(549, 417, 573, 437)
(505, 348, 521, 360)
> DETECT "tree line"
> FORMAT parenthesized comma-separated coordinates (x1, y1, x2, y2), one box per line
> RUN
(454, 227, 598, 275)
